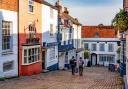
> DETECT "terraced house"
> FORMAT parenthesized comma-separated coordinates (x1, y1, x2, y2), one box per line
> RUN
(41, 1, 58, 71)
(56, 0, 83, 69)
(0, 0, 18, 78)
(19, 0, 42, 76)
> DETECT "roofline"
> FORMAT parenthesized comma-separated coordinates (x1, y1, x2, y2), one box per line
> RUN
(42, 0, 58, 10)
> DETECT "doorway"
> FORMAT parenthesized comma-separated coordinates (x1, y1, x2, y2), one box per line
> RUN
(42, 50, 45, 69)
(91, 53, 97, 66)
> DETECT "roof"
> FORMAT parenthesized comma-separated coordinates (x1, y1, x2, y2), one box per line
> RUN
(60, 12, 82, 26)
(82, 25, 116, 38)
(42, 0, 58, 10)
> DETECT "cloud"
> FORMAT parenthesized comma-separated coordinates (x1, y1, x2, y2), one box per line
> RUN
(68, 4, 123, 25)
(47, 0, 123, 25)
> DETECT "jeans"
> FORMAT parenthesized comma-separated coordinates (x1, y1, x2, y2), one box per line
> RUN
(71, 66, 75, 75)
(79, 66, 83, 76)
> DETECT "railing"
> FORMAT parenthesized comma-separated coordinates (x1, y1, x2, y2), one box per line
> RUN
(26, 38, 40, 45)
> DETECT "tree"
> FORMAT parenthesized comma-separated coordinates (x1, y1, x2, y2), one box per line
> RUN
(112, 9, 128, 32)
(84, 50, 89, 59)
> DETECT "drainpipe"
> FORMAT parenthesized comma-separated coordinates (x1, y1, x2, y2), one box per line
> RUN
(17, 0, 19, 77)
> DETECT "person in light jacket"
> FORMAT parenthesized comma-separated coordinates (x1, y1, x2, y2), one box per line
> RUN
(78, 57, 84, 76)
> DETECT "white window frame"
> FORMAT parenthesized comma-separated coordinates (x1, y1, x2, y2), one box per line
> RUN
(28, 0, 34, 13)
(22, 45, 40, 65)
(108, 44, 114, 52)
(91, 44, 97, 51)
(50, 24, 54, 37)
(50, 7, 54, 18)
(3, 61, 14, 72)
(49, 47, 55, 62)
(2, 20, 13, 52)
(99, 43, 105, 51)
(84, 43, 89, 50)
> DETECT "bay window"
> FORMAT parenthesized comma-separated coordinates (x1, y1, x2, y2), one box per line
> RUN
(23, 45, 40, 65)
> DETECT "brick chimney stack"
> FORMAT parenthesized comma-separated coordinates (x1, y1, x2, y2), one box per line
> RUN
(64, 7, 69, 14)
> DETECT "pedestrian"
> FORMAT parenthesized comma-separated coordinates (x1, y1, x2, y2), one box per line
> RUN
(70, 56, 76, 75)
(78, 57, 84, 76)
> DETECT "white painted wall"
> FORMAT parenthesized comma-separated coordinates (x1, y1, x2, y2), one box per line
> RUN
(42, 4, 58, 43)
(82, 38, 119, 66)
(45, 46, 58, 68)
(0, 9, 18, 78)
(73, 24, 82, 49)
(42, 4, 58, 69)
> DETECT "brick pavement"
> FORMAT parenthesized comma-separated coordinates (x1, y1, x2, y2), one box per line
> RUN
(0, 67, 124, 89)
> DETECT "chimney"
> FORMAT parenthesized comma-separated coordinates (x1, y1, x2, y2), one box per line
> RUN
(55, 0, 62, 14)
(64, 7, 69, 14)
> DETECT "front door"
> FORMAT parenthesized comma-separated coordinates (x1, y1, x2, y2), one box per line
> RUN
(91, 54, 97, 66)
(42, 51, 45, 69)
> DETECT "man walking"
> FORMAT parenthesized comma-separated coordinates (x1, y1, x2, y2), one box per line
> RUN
(70, 56, 76, 75)
(78, 57, 84, 76)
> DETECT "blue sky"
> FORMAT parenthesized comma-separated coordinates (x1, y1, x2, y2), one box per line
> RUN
(47, 0, 123, 25)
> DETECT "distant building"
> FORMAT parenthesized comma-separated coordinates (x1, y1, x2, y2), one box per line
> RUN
(82, 25, 119, 66)
(56, 0, 83, 69)
(41, 1, 58, 71)
(0, 0, 18, 78)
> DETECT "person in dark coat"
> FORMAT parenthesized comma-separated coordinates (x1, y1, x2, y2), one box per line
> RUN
(70, 56, 76, 75)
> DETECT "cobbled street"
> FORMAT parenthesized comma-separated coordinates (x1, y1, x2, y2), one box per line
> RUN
(0, 67, 124, 89)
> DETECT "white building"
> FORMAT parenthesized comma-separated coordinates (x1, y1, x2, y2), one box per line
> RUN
(0, 6, 18, 77)
(72, 19, 84, 60)
(82, 25, 119, 66)
(41, 1, 58, 71)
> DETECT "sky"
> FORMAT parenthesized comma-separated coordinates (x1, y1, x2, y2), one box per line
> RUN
(47, 0, 123, 26)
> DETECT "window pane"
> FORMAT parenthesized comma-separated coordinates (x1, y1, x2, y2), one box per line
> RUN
(2, 21, 12, 51)
(3, 61, 13, 72)
(24, 57, 27, 64)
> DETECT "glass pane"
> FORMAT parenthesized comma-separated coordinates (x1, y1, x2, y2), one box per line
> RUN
(24, 49, 27, 56)
(24, 57, 27, 64)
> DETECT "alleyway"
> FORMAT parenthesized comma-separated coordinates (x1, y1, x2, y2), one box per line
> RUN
(0, 67, 124, 89)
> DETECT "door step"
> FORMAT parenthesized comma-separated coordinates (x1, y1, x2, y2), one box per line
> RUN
(42, 69, 49, 73)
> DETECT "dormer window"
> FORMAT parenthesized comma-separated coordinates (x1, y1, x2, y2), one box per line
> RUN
(28, 0, 34, 13)
(95, 32, 99, 38)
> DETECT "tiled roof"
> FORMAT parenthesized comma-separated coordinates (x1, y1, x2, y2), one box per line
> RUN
(60, 12, 82, 26)
(82, 25, 116, 38)
(42, 0, 58, 10)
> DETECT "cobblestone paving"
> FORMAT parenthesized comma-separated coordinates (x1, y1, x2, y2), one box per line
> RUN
(0, 67, 124, 89)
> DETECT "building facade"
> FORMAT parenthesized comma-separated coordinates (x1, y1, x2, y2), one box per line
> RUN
(82, 25, 119, 66)
(56, 1, 76, 69)
(0, 0, 18, 78)
(41, 1, 58, 71)
(19, 0, 42, 76)
(124, 0, 128, 88)
(72, 19, 84, 61)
